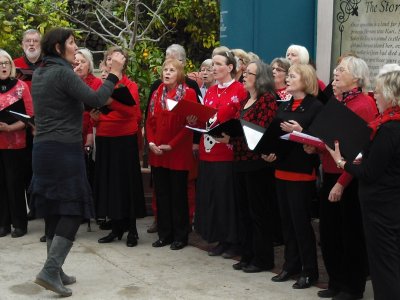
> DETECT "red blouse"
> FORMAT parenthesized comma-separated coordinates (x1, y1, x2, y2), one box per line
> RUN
(199, 81, 247, 162)
(0, 80, 34, 149)
(146, 83, 197, 170)
(95, 75, 141, 137)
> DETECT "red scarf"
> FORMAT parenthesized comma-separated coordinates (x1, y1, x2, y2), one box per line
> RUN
(368, 106, 400, 138)
(341, 87, 362, 105)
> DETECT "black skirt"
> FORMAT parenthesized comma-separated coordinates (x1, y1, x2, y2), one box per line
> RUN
(30, 141, 94, 219)
(194, 160, 239, 243)
(94, 134, 146, 220)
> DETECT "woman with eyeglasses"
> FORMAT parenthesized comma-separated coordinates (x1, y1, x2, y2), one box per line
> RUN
(0, 49, 34, 239)
(304, 56, 377, 300)
(215, 61, 278, 273)
(271, 57, 291, 103)
(263, 64, 322, 289)
(194, 49, 247, 258)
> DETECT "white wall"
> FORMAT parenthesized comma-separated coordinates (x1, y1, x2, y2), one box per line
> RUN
(316, 0, 334, 85)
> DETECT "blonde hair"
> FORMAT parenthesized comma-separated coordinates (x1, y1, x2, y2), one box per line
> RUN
(289, 64, 319, 96)
(376, 65, 400, 107)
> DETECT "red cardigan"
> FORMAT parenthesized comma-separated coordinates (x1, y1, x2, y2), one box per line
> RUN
(95, 75, 141, 137)
(146, 83, 197, 170)
(199, 81, 247, 162)
(0, 80, 34, 149)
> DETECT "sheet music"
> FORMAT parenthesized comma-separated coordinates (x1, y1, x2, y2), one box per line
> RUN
(243, 124, 264, 150)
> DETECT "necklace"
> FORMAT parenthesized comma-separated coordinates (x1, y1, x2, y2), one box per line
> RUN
(217, 85, 231, 98)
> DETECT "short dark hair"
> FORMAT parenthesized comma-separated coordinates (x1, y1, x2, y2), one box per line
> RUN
(41, 27, 74, 57)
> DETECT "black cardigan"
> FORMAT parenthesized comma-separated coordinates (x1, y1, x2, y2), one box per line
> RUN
(274, 94, 323, 174)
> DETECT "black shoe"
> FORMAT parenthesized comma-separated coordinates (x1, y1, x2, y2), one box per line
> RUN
(40, 235, 46, 242)
(11, 228, 27, 238)
(292, 275, 318, 289)
(152, 239, 172, 247)
(98, 231, 123, 243)
(332, 292, 363, 300)
(170, 241, 187, 250)
(232, 261, 248, 271)
(0, 227, 11, 237)
(271, 270, 298, 282)
(126, 234, 138, 247)
(318, 288, 339, 298)
(242, 264, 264, 273)
(208, 242, 228, 256)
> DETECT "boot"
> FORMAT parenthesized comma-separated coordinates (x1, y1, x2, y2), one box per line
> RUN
(47, 239, 76, 285)
(34, 235, 73, 297)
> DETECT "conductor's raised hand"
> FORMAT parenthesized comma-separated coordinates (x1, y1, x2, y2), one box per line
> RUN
(109, 52, 126, 79)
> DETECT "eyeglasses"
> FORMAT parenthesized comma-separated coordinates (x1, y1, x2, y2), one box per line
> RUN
(0, 61, 11, 67)
(23, 39, 40, 44)
(334, 66, 348, 73)
(272, 67, 286, 73)
(243, 70, 256, 76)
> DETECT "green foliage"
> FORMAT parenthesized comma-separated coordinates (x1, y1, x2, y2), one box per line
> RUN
(0, 0, 71, 58)
(126, 42, 164, 111)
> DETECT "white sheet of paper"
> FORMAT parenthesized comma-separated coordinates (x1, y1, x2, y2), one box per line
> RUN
(243, 124, 264, 150)
(166, 99, 178, 111)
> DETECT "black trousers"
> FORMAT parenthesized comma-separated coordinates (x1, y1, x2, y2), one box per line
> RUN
(276, 179, 318, 277)
(319, 173, 368, 295)
(235, 167, 274, 269)
(0, 149, 28, 230)
(361, 200, 400, 300)
(153, 167, 189, 243)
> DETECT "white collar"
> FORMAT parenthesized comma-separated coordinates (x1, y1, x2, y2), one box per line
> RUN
(217, 79, 235, 89)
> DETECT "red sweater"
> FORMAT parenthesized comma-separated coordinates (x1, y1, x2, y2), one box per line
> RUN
(0, 80, 34, 149)
(199, 81, 247, 162)
(95, 75, 141, 137)
(320, 93, 377, 187)
(146, 83, 197, 170)
(82, 74, 102, 144)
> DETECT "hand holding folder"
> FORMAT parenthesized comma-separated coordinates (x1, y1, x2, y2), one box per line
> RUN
(308, 98, 372, 161)
(167, 99, 217, 124)
(280, 131, 325, 150)
(7, 110, 35, 126)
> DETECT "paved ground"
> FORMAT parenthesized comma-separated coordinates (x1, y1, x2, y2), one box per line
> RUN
(0, 217, 374, 300)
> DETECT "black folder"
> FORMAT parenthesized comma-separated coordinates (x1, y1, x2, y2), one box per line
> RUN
(187, 118, 243, 138)
(308, 98, 372, 161)
(0, 100, 26, 124)
(241, 118, 293, 156)
(7, 110, 35, 126)
(111, 86, 136, 106)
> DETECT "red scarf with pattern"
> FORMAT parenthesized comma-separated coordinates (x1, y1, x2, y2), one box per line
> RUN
(368, 106, 400, 138)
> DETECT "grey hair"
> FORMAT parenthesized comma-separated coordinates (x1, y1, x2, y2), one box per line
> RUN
(200, 58, 212, 69)
(342, 56, 370, 88)
(286, 44, 309, 64)
(251, 61, 275, 98)
(166, 44, 186, 65)
(77, 48, 94, 74)
(212, 46, 230, 57)
(376, 65, 400, 107)
(22, 29, 41, 40)
(0, 49, 16, 78)
(270, 57, 291, 73)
